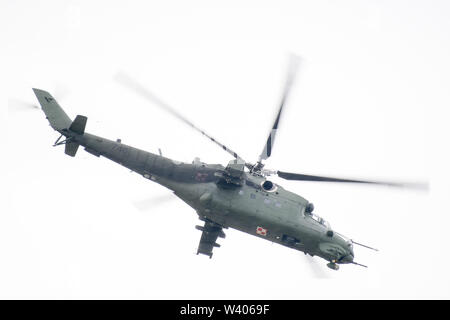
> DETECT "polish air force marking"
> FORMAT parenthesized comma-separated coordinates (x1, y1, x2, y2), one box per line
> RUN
(256, 226, 268, 236)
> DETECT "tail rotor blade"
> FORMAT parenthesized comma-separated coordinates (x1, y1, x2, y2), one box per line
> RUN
(8, 98, 40, 112)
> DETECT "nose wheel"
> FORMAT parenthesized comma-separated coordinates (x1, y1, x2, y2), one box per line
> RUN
(327, 261, 340, 270)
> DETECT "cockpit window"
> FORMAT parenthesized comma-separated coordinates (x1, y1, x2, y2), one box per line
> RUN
(309, 213, 331, 229)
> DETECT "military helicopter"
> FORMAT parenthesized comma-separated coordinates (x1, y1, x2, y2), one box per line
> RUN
(32, 58, 425, 270)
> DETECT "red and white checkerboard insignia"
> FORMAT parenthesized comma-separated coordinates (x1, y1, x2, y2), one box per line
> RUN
(256, 226, 268, 236)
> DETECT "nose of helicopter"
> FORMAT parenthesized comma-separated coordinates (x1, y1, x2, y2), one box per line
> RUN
(339, 251, 354, 263)
(319, 237, 355, 264)
(338, 241, 354, 264)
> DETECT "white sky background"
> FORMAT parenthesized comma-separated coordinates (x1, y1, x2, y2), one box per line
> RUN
(2, 0, 450, 299)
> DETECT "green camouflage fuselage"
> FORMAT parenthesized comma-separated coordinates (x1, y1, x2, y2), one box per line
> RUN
(32, 87, 354, 265)
(78, 132, 352, 262)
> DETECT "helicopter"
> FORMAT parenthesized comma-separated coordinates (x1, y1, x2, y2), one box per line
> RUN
(32, 58, 425, 271)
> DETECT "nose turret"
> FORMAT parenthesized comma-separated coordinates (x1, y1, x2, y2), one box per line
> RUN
(338, 249, 354, 264)
(320, 232, 355, 269)
(337, 236, 355, 263)
(322, 232, 376, 270)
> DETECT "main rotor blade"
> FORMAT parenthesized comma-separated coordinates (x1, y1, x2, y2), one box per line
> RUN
(258, 55, 300, 163)
(277, 170, 428, 190)
(115, 72, 249, 165)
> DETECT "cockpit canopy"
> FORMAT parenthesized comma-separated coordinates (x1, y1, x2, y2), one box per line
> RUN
(309, 212, 331, 229)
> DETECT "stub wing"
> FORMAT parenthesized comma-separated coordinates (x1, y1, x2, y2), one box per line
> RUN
(195, 220, 225, 259)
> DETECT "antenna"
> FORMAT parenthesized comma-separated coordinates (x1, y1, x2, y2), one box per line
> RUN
(351, 240, 379, 252)
(351, 261, 368, 268)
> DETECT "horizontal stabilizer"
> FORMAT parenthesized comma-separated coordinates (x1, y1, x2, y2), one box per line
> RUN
(64, 141, 80, 157)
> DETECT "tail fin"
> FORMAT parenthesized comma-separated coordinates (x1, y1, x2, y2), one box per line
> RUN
(32, 88, 72, 131)
(33, 89, 88, 157)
